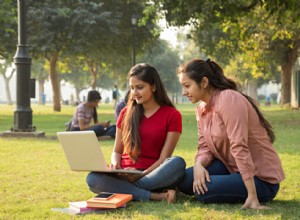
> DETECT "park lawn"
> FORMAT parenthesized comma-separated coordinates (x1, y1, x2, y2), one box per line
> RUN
(0, 103, 299, 219)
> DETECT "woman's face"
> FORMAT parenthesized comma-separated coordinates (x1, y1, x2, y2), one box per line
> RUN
(178, 72, 205, 103)
(92, 99, 100, 107)
(129, 76, 155, 105)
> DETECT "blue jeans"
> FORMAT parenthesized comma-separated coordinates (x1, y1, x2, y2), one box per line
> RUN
(89, 124, 116, 137)
(71, 125, 116, 137)
(178, 159, 280, 203)
(86, 156, 186, 201)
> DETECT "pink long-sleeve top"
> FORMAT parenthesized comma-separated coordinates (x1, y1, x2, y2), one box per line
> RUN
(195, 89, 285, 184)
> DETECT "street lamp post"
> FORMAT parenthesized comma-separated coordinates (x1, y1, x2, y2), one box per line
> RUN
(13, 0, 35, 132)
(131, 15, 138, 66)
(0, 0, 44, 138)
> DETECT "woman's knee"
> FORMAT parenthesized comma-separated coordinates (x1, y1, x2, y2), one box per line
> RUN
(89, 125, 105, 136)
(86, 172, 103, 191)
(255, 178, 280, 203)
(167, 156, 186, 170)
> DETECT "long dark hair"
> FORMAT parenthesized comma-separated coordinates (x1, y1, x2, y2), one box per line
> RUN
(122, 63, 174, 162)
(178, 58, 275, 143)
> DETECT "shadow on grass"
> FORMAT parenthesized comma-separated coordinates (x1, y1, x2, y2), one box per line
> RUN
(47, 191, 300, 219)
(185, 197, 300, 219)
(149, 193, 299, 219)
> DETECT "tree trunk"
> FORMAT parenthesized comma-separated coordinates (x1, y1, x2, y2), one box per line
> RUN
(38, 78, 45, 105)
(244, 79, 258, 101)
(280, 65, 292, 105)
(49, 52, 61, 111)
(280, 45, 299, 105)
(87, 61, 98, 90)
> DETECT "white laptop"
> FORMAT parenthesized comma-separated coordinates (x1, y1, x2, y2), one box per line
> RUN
(57, 131, 142, 175)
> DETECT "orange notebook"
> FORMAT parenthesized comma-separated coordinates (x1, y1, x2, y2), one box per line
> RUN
(86, 193, 132, 209)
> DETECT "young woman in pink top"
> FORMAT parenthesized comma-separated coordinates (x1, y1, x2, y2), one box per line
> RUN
(177, 58, 285, 209)
(86, 63, 185, 203)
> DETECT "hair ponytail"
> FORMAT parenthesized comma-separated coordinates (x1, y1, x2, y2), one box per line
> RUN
(207, 60, 237, 91)
(241, 94, 275, 142)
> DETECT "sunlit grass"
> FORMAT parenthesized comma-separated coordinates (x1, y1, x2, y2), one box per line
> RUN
(0, 103, 299, 219)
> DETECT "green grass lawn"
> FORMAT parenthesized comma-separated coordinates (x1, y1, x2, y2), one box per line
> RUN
(0, 103, 299, 219)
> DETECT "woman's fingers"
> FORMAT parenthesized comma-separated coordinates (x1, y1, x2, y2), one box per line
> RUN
(241, 197, 272, 210)
(193, 166, 210, 195)
(205, 170, 211, 183)
(193, 178, 207, 194)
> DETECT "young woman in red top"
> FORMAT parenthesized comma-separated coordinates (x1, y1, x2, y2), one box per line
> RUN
(86, 63, 185, 203)
(177, 58, 285, 209)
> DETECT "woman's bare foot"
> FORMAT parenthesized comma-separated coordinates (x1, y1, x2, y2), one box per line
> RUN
(166, 189, 176, 204)
(150, 189, 176, 203)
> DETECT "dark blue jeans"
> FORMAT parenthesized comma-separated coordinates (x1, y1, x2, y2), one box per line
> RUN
(71, 125, 116, 138)
(89, 124, 116, 138)
(86, 156, 186, 201)
(178, 159, 280, 203)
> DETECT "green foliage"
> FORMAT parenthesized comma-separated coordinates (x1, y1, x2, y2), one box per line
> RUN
(31, 59, 48, 81)
(60, 62, 91, 92)
(25, 0, 159, 89)
(0, 104, 299, 219)
(139, 39, 181, 92)
(27, 1, 113, 58)
(0, 0, 17, 59)
(152, 0, 300, 104)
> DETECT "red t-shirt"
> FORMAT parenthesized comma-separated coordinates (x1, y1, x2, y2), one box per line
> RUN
(116, 105, 182, 170)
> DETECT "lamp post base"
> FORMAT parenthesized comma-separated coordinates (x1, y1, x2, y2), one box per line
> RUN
(0, 130, 45, 138)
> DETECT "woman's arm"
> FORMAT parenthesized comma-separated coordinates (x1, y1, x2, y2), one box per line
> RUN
(242, 178, 270, 209)
(78, 118, 90, 130)
(141, 131, 181, 176)
(110, 127, 123, 169)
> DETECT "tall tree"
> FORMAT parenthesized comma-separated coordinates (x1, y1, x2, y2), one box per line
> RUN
(0, 0, 17, 105)
(27, 0, 157, 111)
(153, 0, 300, 105)
(70, 0, 159, 91)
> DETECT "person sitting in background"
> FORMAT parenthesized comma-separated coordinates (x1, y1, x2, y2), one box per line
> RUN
(115, 89, 130, 120)
(70, 90, 116, 138)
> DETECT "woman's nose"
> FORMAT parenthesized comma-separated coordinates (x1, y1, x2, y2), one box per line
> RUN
(132, 88, 138, 94)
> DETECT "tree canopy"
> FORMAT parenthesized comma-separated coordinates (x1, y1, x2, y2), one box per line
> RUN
(0, 0, 17, 60)
(152, 0, 300, 104)
(25, 0, 158, 111)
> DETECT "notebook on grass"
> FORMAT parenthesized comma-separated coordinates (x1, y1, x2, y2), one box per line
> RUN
(86, 194, 132, 209)
(57, 131, 142, 175)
